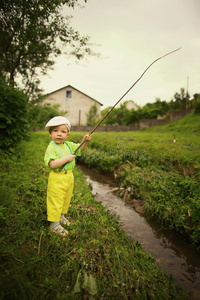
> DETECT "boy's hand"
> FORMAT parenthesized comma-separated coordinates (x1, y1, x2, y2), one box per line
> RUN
(66, 154, 76, 162)
(84, 134, 92, 142)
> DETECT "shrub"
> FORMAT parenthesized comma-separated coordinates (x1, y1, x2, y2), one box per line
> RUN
(194, 94, 200, 114)
(0, 81, 30, 149)
(29, 102, 65, 129)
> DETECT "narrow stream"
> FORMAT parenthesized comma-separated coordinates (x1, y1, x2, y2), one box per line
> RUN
(78, 164, 200, 300)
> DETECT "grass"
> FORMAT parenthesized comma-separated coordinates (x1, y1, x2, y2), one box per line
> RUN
(0, 131, 187, 299)
(69, 112, 200, 248)
(72, 113, 200, 176)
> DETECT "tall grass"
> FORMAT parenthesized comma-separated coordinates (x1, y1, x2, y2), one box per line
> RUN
(0, 132, 187, 299)
(72, 112, 200, 176)
(70, 112, 200, 248)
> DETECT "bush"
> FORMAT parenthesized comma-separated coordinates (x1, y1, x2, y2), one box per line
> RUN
(194, 94, 200, 114)
(29, 102, 65, 129)
(0, 81, 30, 149)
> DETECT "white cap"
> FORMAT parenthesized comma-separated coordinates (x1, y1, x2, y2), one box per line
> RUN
(45, 116, 71, 131)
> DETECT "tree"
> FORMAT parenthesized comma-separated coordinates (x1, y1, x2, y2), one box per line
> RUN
(114, 104, 129, 125)
(100, 107, 117, 125)
(0, 0, 97, 98)
(140, 98, 169, 119)
(170, 88, 190, 111)
(99, 104, 139, 126)
(194, 94, 200, 114)
(86, 104, 98, 126)
(29, 102, 67, 130)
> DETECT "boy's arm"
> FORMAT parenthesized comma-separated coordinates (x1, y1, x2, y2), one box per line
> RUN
(49, 154, 76, 169)
(81, 134, 92, 152)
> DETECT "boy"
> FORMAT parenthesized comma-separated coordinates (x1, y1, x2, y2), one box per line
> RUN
(44, 116, 91, 237)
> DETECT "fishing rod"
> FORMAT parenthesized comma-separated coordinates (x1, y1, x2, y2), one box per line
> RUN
(59, 47, 181, 172)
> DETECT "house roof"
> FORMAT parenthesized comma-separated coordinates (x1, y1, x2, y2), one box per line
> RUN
(46, 84, 103, 106)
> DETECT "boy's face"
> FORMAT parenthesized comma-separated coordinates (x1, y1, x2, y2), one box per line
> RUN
(49, 124, 69, 144)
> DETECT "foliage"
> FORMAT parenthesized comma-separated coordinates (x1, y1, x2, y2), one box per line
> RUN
(170, 88, 190, 111)
(0, 80, 30, 149)
(86, 104, 98, 126)
(99, 88, 194, 126)
(100, 104, 139, 126)
(71, 112, 200, 247)
(74, 113, 200, 176)
(114, 104, 131, 125)
(116, 165, 200, 247)
(139, 98, 169, 119)
(29, 101, 66, 129)
(0, 0, 98, 98)
(0, 132, 186, 299)
(194, 93, 200, 114)
(125, 108, 139, 125)
(100, 106, 116, 125)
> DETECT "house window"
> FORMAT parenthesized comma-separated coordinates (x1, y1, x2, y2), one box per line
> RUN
(66, 90, 72, 99)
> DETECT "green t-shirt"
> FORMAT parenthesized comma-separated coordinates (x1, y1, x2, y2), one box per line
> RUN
(44, 141, 81, 172)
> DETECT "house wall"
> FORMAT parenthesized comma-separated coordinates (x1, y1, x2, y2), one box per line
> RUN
(125, 101, 138, 110)
(43, 86, 101, 126)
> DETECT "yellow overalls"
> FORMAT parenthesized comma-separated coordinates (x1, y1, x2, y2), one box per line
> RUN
(46, 141, 75, 222)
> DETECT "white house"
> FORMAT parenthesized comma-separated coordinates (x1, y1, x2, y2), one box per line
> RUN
(43, 85, 103, 126)
(124, 100, 138, 110)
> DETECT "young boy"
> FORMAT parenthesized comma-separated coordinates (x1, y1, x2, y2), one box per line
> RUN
(44, 116, 92, 237)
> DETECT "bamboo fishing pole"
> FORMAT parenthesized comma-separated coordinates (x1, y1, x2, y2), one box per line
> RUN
(59, 47, 181, 172)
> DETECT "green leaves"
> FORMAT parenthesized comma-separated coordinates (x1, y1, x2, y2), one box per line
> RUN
(74, 270, 98, 296)
(0, 0, 98, 98)
(86, 104, 98, 126)
(0, 81, 30, 150)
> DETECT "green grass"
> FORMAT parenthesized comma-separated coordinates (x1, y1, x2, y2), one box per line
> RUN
(72, 112, 200, 174)
(69, 112, 200, 247)
(0, 132, 187, 299)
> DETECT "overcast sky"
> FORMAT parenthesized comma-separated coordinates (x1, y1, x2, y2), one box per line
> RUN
(40, 0, 200, 108)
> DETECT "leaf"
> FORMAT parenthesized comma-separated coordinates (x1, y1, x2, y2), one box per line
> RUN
(82, 272, 88, 289)
(73, 270, 82, 293)
(87, 274, 98, 296)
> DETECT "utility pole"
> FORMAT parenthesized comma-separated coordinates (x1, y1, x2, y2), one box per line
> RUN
(186, 76, 189, 109)
(79, 109, 81, 126)
(187, 76, 189, 94)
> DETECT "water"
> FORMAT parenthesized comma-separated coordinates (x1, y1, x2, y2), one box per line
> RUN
(78, 165, 200, 300)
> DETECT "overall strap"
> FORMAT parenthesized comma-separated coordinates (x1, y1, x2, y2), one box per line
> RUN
(51, 141, 68, 172)
(64, 141, 75, 169)
(51, 141, 75, 172)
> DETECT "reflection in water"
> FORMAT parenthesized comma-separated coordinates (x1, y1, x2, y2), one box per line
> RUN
(78, 165, 200, 300)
